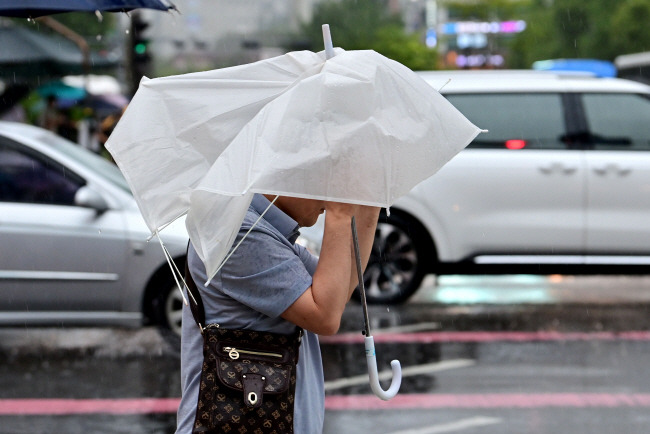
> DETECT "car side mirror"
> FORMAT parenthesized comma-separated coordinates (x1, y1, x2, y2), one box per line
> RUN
(75, 186, 109, 212)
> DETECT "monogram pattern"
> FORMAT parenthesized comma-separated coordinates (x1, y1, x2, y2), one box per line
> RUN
(193, 327, 300, 434)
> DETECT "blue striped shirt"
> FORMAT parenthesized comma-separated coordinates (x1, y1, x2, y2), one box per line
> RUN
(176, 194, 323, 433)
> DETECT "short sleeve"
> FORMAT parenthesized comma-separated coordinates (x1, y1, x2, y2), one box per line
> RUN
(218, 224, 314, 319)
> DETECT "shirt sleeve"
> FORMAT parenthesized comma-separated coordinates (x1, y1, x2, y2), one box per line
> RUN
(295, 243, 318, 276)
(217, 223, 314, 319)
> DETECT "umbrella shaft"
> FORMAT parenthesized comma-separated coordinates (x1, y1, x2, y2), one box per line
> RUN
(351, 216, 371, 337)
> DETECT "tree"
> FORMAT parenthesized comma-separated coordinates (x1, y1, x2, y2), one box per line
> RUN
(444, 0, 533, 69)
(609, 0, 650, 56)
(446, 0, 528, 21)
(293, 0, 438, 71)
(374, 25, 438, 71)
(508, 4, 555, 68)
(509, 0, 650, 68)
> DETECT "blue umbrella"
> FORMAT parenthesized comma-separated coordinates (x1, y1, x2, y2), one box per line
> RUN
(37, 81, 87, 101)
(0, 0, 174, 17)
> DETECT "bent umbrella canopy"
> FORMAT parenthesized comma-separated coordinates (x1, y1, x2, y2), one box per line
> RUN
(106, 47, 483, 284)
(106, 27, 484, 402)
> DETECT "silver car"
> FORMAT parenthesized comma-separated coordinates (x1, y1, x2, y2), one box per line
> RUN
(0, 121, 188, 338)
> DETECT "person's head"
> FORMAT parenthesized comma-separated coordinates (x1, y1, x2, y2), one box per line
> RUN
(265, 195, 325, 227)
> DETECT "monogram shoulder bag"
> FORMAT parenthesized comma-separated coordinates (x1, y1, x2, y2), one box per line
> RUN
(184, 261, 302, 434)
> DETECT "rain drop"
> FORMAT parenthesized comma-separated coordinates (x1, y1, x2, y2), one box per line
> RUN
(125, 29, 130, 35)
(386, 207, 391, 217)
(98, 229, 102, 235)
(95, 10, 103, 22)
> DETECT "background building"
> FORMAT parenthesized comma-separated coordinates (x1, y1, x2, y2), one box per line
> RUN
(130, 0, 319, 75)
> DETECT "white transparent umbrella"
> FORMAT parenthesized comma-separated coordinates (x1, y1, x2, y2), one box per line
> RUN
(106, 25, 484, 401)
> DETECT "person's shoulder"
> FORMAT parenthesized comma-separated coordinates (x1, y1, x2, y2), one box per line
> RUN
(241, 206, 276, 235)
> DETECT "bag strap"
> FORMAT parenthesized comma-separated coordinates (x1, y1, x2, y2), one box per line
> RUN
(184, 249, 206, 331)
(184, 244, 303, 346)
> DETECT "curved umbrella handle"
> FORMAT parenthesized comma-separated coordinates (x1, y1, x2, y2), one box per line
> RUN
(365, 336, 402, 400)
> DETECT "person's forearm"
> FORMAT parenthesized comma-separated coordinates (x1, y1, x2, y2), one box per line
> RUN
(281, 205, 380, 335)
(311, 206, 380, 318)
(310, 208, 357, 323)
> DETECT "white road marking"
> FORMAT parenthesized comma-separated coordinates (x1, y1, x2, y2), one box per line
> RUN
(386, 416, 502, 434)
(324, 359, 475, 391)
(372, 321, 442, 334)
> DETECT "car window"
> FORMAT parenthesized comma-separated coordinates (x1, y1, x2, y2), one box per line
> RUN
(0, 142, 84, 206)
(582, 93, 650, 151)
(446, 93, 566, 150)
(38, 131, 132, 194)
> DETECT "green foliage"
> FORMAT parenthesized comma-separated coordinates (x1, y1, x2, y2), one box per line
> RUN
(447, 0, 528, 21)
(609, 0, 650, 56)
(374, 25, 438, 70)
(294, 0, 437, 70)
(510, 0, 650, 67)
(298, 0, 397, 50)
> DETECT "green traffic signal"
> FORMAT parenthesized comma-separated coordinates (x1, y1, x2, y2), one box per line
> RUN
(135, 42, 148, 55)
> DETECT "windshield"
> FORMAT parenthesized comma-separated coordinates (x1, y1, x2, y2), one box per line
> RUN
(37, 130, 132, 194)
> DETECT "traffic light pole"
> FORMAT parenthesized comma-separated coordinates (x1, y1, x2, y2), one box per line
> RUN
(128, 11, 151, 96)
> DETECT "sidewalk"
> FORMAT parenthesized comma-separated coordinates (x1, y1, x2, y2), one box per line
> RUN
(339, 274, 650, 334)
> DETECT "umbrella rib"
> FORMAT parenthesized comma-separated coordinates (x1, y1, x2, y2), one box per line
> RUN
(155, 230, 191, 306)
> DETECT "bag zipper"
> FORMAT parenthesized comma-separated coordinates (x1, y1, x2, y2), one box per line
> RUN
(223, 346, 283, 360)
(200, 323, 219, 334)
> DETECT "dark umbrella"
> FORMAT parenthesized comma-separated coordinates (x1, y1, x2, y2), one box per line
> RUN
(0, 25, 117, 81)
(0, 0, 174, 17)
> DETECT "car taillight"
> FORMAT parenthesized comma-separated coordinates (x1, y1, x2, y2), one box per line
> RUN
(505, 139, 526, 150)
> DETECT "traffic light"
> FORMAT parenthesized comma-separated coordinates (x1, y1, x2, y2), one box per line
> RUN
(129, 12, 151, 95)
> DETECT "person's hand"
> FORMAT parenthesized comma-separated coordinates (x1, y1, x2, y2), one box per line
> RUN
(324, 201, 359, 219)
(282, 201, 380, 335)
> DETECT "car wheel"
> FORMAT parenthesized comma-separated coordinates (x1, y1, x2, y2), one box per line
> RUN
(361, 212, 432, 304)
(163, 282, 184, 337)
(151, 277, 184, 350)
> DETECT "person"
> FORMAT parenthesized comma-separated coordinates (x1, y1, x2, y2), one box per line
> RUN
(39, 96, 62, 133)
(97, 107, 127, 160)
(176, 193, 380, 433)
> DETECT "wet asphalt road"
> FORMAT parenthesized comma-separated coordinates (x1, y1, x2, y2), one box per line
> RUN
(2, 275, 650, 433)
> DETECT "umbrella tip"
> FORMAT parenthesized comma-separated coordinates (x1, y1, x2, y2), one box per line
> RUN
(322, 24, 336, 59)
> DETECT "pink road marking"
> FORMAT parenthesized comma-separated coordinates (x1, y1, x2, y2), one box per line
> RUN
(318, 330, 650, 345)
(324, 393, 650, 410)
(3, 394, 650, 415)
(0, 398, 181, 415)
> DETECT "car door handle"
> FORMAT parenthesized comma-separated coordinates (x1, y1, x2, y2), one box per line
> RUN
(593, 164, 631, 176)
(539, 162, 578, 175)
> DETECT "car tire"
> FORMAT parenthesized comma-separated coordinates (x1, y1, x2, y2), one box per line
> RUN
(163, 282, 184, 337)
(151, 277, 184, 350)
(359, 211, 433, 304)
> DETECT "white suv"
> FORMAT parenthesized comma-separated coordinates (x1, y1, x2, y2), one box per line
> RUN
(364, 70, 650, 303)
